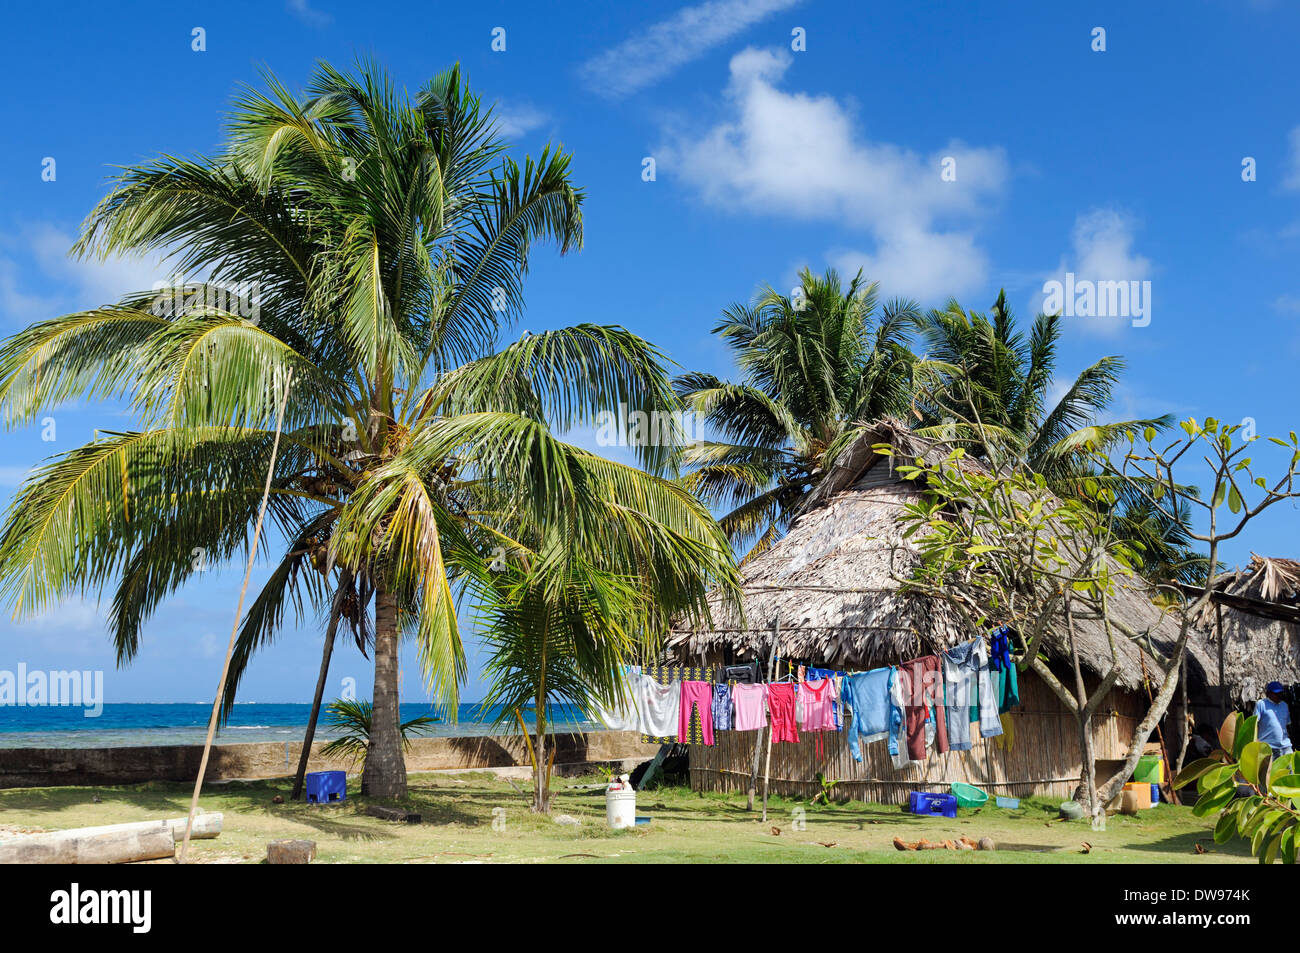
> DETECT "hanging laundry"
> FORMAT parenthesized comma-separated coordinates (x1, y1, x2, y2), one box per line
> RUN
(996, 660, 1020, 711)
(731, 683, 769, 731)
(988, 625, 1014, 671)
(712, 683, 733, 731)
(639, 664, 715, 744)
(592, 675, 641, 732)
(679, 681, 715, 746)
(887, 668, 917, 768)
(767, 683, 799, 743)
(942, 639, 1001, 751)
(799, 678, 838, 732)
(806, 666, 844, 729)
(895, 656, 948, 759)
(723, 662, 759, 684)
(634, 674, 680, 738)
(842, 668, 894, 762)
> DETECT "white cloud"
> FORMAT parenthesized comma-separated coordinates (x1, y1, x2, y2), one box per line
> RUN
(579, 0, 803, 99)
(1037, 208, 1154, 336)
(660, 47, 1007, 301)
(0, 224, 167, 328)
(0, 466, 32, 487)
(1283, 125, 1300, 192)
(286, 0, 331, 27)
(1273, 293, 1300, 314)
(493, 102, 549, 139)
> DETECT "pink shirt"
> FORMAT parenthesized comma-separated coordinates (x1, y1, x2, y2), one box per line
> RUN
(799, 678, 838, 731)
(731, 683, 769, 730)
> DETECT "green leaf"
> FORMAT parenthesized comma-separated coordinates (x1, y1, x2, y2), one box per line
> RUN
(1239, 740, 1270, 786)
(1192, 780, 1237, 816)
(1263, 828, 1285, 865)
(1269, 753, 1295, 786)
(1197, 763, 1238, 794)
(1213, 810, 1238, 844)
(1233, 715, 1257, 759)
(1271, 774, 1300, 800)
(1227, 486, 1243, 514)
(1283, 824, 1297, 865)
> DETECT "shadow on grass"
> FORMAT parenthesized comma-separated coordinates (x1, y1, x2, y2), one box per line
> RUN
(1124, 829, 1253, 861)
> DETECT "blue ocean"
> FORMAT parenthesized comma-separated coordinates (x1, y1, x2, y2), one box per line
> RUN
(0, 702, 602, 748)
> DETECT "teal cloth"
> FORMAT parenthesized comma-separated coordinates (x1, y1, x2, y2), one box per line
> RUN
(981, 666, 1020, 716)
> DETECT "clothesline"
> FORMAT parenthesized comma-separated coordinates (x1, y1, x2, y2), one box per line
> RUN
(604, 628, 1024, 773)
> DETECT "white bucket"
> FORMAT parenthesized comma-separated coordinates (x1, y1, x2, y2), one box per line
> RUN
(605, 787, 637, 829)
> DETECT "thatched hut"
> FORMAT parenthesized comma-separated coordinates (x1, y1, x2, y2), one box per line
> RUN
(667, 419, 1209, 803)
(1182, 555, 1300, 722)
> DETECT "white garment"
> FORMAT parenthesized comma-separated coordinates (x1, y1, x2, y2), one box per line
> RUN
(593, 678, 640, 731)
(634, 673, 680, 737)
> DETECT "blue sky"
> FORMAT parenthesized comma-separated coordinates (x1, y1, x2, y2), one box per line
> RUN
(3, 0, 1300, 704)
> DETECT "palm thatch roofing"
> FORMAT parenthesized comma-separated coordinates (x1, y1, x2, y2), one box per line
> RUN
(669, 418, 1210, 692)
(1183, 555, 1300, 707)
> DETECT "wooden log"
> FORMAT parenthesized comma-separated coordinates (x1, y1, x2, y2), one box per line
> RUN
(0, 822, 175, 864)
(0, 812, 223, 865)
(267, 839, 316, 864)
(364, 804, 421, 823)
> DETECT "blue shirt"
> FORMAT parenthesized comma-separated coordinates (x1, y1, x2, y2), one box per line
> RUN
(1256, 697, 1292, 751)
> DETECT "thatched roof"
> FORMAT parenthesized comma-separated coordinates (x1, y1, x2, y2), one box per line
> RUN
(669, 419, 1208, 691)
(1183, 555, 1300, 706)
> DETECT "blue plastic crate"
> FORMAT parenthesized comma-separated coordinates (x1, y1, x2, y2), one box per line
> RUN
(908, 791, 957, 818)
(305, 770, 347, 804)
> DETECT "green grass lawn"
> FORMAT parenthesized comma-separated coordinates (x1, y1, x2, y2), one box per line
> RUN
(0, 772, 1251, 864)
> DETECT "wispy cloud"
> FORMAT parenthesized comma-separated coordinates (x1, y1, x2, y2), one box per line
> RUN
(492, 102, 549, 139)
(1037, 208, 1154, 336)
(0, 466, 32, 488)
(579, 0, 803, 99)
(0, 224, 167, 328)
(659, 47, 1007, 301)
(1283, 125, 1300, 192)
(286, 0, 332, 27)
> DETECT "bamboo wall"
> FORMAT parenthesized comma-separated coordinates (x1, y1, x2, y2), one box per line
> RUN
(689, 671, 1145, 803)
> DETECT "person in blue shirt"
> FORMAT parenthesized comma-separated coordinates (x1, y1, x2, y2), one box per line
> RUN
(1254, 681, 1293, 756)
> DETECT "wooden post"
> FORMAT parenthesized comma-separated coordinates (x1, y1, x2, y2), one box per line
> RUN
(761, 620, 781, 822)
(747, 621, 779, 811)
(179, 371, 293, 863)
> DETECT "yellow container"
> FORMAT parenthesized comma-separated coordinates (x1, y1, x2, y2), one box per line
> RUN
(1121, 781, 1153, 813)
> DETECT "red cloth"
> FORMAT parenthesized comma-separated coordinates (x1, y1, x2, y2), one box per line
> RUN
(897, 656, 948, 759)
(766, 683, 799, 743)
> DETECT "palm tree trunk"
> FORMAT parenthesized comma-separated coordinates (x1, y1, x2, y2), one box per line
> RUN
(362, 584, 407, 799)
(291, 575, 351, 800)
(533, 623, 550, 813)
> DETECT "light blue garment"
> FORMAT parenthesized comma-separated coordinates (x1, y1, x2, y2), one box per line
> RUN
(1256, 697, 1293, 753)
(843, 668, 893, 762)
(942, 639, 1002, 751)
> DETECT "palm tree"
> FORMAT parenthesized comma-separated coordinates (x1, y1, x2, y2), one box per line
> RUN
(0, 61, 734, 799)
(911, 291, 1203, 583)
(318, 698, 438, 771)
(675, 267, 918, 563)
(475, 536, 649, 813)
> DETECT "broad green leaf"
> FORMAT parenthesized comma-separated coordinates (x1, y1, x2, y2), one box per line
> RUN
(1197, 763, 1238, 794)
(1263, 828, 1285, 865)
(1239, 740, 1270, 786)
(1227, 486, 1243, 514)
(1283, 825, 1297, 865)
(1192, 780, 1237, 816)
(1213, 810, 1237, 844)
(1233, 715, 1257, 759)
(1268, 753, 1295, 786)
(1271, 774, 1300, 800)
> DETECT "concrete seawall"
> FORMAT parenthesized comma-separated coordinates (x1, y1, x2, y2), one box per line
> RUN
(0, 731, 651, 789)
